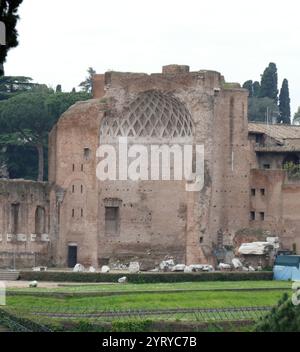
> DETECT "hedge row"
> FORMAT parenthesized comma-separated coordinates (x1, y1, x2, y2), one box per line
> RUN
(19, 270, 274, 283)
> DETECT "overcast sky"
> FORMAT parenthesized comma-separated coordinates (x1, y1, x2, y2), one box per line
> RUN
(5, 0, 300, 115)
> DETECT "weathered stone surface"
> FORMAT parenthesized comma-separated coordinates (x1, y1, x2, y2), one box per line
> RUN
(159, 260, 175, 272)
(218, 263, 231, 270)
(129, 262, 140, 273)
(171, 264, 186, 272)
(232, 258, 243, 269)
(118, 276, 128, 283)
(73, 264, 85, 272)
(101, 265, 110, 273)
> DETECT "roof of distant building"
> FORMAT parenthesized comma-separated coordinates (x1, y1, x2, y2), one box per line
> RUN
(248, 122, 300, 152)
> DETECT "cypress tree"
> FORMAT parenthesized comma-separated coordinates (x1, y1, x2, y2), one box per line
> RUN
(259, 63, 278, 103)
(0, 0, 23, 76)
(279, 79, 291, 124)
(55, 84, 62, 93)
(242, 80, 253, 97)
(252, 81, 261, 97)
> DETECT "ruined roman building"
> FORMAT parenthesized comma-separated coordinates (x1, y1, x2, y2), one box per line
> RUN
(1, 64, 300, 269)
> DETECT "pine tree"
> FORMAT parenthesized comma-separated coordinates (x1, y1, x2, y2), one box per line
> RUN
(259, 63, 278, 103)
(278, 79, 291, 124)
(0, 0, 23, 76)
(55, 84, 62, 93)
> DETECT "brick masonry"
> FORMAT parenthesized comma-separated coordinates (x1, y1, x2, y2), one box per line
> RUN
(0, 65, 299, 269)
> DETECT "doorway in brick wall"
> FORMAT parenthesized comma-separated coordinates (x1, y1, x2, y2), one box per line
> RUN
(68, 244, 77, 268)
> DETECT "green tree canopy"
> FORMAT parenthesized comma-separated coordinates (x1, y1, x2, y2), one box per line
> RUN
(243, 80, 261, 99)
(278, 79, 291, 124)
(0, 91, 91, 181)
(248, 97, 280, 123)
(79, 67, 96, 93)
(256, 294, 300, 332)
(0, 0, 23, 75)
(0, 75, 53, 100)
(293, 107, 300, 124)
(0, 92, 56, 181)
(252, 81, 261, 97)
(242, 80, 253, 97)
(259, 62, 278, 102)
(55, 84, 62, 93)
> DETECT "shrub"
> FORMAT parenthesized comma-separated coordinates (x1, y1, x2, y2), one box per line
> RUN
(19, 271, 273, 283)
(284, 162, 300, 180)
(255, 293, 300, 332)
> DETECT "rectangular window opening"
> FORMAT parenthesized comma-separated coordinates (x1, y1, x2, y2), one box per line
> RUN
(105, 206, 119, 234)
(11, 203, 20, 235)
(84, 148, 91, 161)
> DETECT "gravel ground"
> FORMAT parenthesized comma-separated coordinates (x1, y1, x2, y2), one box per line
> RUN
(3, 281, 116, 289)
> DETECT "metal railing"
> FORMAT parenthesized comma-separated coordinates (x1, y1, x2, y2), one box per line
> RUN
(12, 306, 272, 323)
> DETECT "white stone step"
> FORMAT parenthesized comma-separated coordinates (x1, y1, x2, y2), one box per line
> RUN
(0, 271, 20, 281)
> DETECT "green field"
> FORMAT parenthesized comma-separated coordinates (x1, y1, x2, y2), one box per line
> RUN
(7, 280, 291, 293)
(1, 280, 292, 331)
(6, 290, 290, 312)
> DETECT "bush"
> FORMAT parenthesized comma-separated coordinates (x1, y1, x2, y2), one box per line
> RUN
(283, 162, 300, 180)
(19, 271, 273, 283)
(255, 293, 300, 332)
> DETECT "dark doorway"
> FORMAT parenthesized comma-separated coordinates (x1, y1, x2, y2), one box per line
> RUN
(67, 245, 77, 268)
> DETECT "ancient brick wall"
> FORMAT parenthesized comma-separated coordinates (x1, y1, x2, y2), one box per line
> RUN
(250, 169, 300, 253)
(49, 100, 105, 267)
(0, 180, 51, 268)
(49, 65, 250, 268)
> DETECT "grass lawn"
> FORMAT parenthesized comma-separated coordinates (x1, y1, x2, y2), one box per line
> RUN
(6, 289, 290, 313)
(7, 280, 292, 293)
(1, 281, 291, 331)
